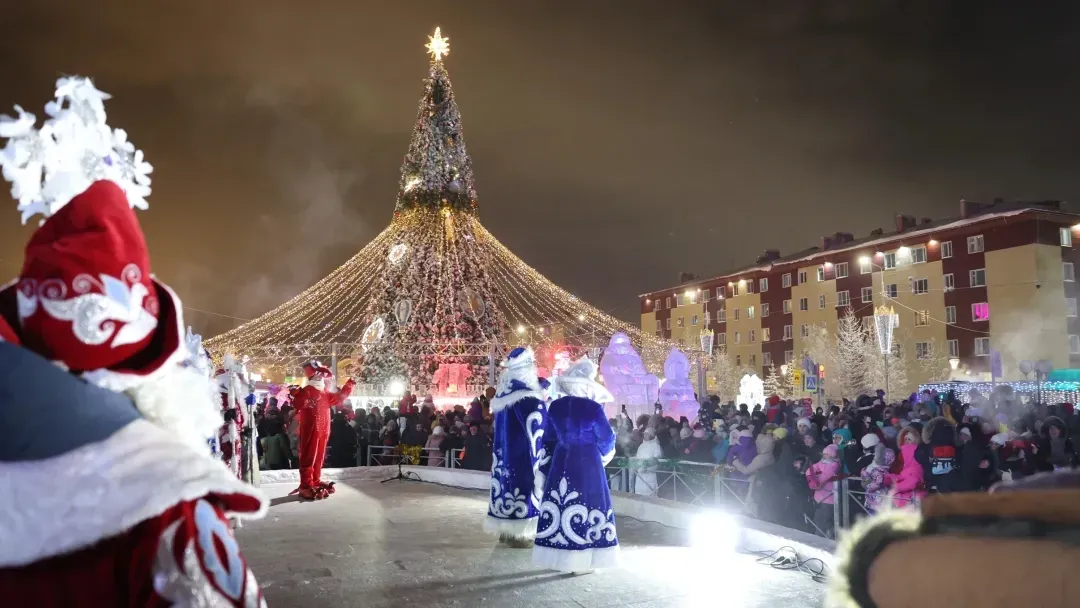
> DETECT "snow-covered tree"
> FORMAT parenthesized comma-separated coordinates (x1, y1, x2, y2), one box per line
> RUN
(710, 349, 740, 403)
(915, 337, 953, 383)
(866, 332, 908, 399)
(763, 363, 788, 400)
(834, 308, 871, 397)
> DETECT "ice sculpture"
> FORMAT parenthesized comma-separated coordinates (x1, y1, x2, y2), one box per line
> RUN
(657, 348, 698, 421)
(599, 332, 659, 419)
(736, 373, 765, 409)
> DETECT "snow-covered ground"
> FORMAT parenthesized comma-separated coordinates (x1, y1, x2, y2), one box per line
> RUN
(237, 480, 826, 607)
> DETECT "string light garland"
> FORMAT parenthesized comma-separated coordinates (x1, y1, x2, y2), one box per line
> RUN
(919, 380, 1080, 405)
(205, 27, 689, 381)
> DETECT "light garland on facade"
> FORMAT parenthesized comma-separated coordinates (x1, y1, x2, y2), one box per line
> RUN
(919, 380, 1080, 404)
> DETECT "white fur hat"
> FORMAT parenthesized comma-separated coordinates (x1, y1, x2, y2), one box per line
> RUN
(861, 433, 881, 449)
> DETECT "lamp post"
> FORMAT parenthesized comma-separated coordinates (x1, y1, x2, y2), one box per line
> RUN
(873, 305, 897, 400)
(1034, 359, 1054, 405)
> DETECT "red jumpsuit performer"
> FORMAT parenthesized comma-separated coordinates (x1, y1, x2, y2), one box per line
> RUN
(292, 360, 355, 500)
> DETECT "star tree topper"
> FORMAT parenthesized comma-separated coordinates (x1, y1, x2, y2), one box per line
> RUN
(426, 27, 450, 62)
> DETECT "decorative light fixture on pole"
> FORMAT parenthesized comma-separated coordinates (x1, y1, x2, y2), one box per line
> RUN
(873, 305, 898, 399)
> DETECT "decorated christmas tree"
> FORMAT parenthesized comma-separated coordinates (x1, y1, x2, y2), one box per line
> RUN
(358, 28, 506, 389)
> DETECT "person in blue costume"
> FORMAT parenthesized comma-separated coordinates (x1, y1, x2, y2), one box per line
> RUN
(484, 346, 551, 548)
(533, 356, 620, 573)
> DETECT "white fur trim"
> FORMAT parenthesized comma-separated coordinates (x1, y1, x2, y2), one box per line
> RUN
(551, 376, 614, 403)
(601, 446, 616, 466)
(125, 365, 224, 454)
(483, 515, 538, 538)
(827, 508, 921, 608)
(490, 390, 545, 414)
(306, 376, 326, 391)
(532, 544, 621, 572)
(0, 418, 267, 567)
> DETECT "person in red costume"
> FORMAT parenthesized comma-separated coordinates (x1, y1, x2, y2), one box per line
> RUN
(0, 77, 267, 606)
(292, 360, 355, 500)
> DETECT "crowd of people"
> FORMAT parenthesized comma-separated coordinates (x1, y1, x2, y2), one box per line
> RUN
(607, 386, 1079, 538)
(252, 388, 501, 473)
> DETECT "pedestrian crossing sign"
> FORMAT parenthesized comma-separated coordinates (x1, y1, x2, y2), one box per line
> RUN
(804, 376, 817, 391)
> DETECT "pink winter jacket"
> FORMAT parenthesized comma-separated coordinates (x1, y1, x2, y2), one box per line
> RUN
(805, 459, 841, 504)
(892, 443, 927, 508)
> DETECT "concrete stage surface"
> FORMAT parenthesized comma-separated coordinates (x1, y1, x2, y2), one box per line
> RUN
(238, 479, 826, 607)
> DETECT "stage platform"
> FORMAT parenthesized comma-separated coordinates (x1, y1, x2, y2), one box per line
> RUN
(237, 479, 827, 607)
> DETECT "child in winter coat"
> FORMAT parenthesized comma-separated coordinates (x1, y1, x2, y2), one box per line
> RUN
(806, 444, 842, 537)
(860, 445, 896, 515)
(892, 428, 926, 508)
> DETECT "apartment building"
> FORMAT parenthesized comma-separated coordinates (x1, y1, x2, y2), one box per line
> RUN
(639, 200, 1080, 396)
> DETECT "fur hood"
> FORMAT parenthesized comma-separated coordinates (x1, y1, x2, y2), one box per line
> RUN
(897, 426, 922, 447)
(1044, 415, 1069, 438)
(923, 416, 955, 446)
(755, 432, 776, 455)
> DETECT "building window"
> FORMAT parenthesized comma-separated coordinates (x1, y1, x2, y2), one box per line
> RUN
(783, 299, 792, 314)
(835, 262, 849, 279)
(716, 287, 724, 299)
(972, 302, 990, 322)
(763, 352, 773, 366)
(944, 273, 955, 291)
(733, 308, 740, 321)
(1068, 298, 1078, 318)
(735, 354, 741, 366)
(859, 257, 872, 274)
(665, 297, 671, 309)
(915, 342, 931, 360)
(734, 332, 741, 344)
(691, 315, 699, 326)
(941, 240, 953, 259)
(702, 289, 711, 302)
(968, 235, 984, 254)
(762, 303, 770, 317)
(817, 266, 826, 281)
(799, 297, 809, 311)
(969, 268, 986, 287)
(762, 327, 771, 342)
(746, 281, 753, 294)
(800, 324, 810, 338)
(759, 278, 768, 292)
(783, 325, 793, 340)
(1071, 335, 1080, 355)
(914, 310, 930, 326)
(798, 270, 808, 284)
(861, 286, 873, 303)
(655, 320, 661, 331)
(891, 342, 903, 358)
(912, 278, 929, 295)
(717, 309, 725, 323)
(1065, 262, 1076, 282)
(884, 252, 897, 269)
(837, 290, 850, 307)
(911, 245, 927, 264)
(818, 294, 826, 309)
(947, 339, 959, 358)
(946, 306, 956, 324)
(731, 283, 739, 297)
(785, 350, 794, 364)
(747, 306, 755, 319)
(749, 354, 757, 367)
(1062, 227, 1073, 247)
(885, 284, 898, 298)
(665, 318, 671, 330)
(676, 294, 684, 307)
(718, 333, 726, 346)
(782, 273, 792, 288)
(974, 337, 990, 356)
(862, 316, 875, 331)
(677, 317, 685, 328)
(749, 329, 756, 343)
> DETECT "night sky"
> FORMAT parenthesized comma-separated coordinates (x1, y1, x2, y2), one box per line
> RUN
(2, 1, 1079, 337)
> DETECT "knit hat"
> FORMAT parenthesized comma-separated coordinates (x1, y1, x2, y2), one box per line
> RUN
(822, 444, 839, 460)
(679, 427, 692, 440)
(432, 425, 444, 436)
(773, 427, 788, 440)
(797, 417, 812, 430)
(990, 432, 1009, 446)
(0, 78, 186, 391)
(959, 427, 972, 438)
(861, 433, 881, 449)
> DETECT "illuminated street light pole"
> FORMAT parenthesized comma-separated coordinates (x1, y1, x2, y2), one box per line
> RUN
(874, 305, 897, 400)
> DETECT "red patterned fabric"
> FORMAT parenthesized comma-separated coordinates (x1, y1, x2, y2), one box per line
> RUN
(0, 495, 265, 607)
(296, 379, 355, 489)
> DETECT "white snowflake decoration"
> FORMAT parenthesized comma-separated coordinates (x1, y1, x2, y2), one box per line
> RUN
(388, 243, 408, 264)
(361, 316, 386, 352)
(0, 76, 153, 224)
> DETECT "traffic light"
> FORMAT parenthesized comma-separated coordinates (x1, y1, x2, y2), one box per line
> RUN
(818, 364, 825, 379)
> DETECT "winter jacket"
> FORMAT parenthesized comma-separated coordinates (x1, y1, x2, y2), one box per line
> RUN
(261, 433, 291, 470)
(921, 417, 961, 493)
(860, 445, 896, 513)
(806, 458, 841, 504)
(734, 434, 776, 476)
(634, 437, 664, 496)
(892, 443, 926, 508)
(726, 433, 757, 480)
(424, 431, 445, 467)
(711, 438, 730, 465)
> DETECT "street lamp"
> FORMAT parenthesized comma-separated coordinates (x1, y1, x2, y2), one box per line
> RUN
(1034, 359, 1054, 405)
(874, 305, 897, 399)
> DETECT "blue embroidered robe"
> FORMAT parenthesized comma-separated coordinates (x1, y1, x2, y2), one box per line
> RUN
(484, 387, 549, 537)
(532, 395, 620, 571)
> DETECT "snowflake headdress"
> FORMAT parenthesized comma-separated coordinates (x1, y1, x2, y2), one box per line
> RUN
(0, 76, 152, 224)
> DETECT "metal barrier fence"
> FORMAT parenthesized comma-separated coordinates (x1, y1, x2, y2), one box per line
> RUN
(365, 445, 464, 468)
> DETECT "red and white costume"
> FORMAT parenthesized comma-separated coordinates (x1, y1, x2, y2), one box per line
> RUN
(292, 360, 354, 500)
(216, 360, 248, 479)
(0, 77, 267, 606)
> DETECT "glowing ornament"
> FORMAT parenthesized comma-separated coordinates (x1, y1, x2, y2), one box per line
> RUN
(447, 179, 461, 193)
(388, 243, 408, 264)
(425, 27, 450, 62)
(404, 177, 421, 192)
(393, 298, 413, 326)
(361, 317, 386, 352)
(457, 287, 485, 319)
